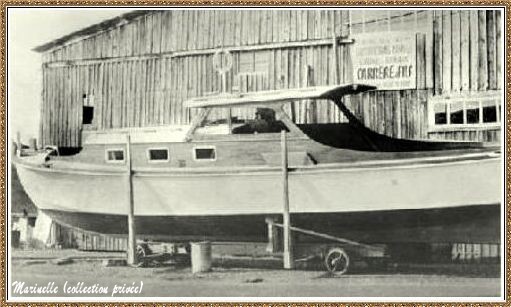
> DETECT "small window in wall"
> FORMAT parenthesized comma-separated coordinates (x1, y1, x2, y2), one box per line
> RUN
(482, 100, 497, 123)
(83, 106, 94, 124)
(106, 149, 125, 163)
(148, 148, 169, 162)
(194, 146, 216, 161)
(83, 94, 95, 125)
(433, 103, 448, 125)
(466, 101, 480, 124)
(449, 101, 464, 124)
(430, 93, 501, 130)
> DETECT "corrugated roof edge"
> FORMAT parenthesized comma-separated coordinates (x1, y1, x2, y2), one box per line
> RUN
(32, 10, 153, 53)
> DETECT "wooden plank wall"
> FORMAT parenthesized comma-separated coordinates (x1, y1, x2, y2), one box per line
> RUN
(428, 10, 502, 142)
(347, 11, 431, 139)
(55, 223, 127, 251)
(77, 232, 127, 252)
(349, 10, 501, 141)
(429, 129, 500, 142)
(40, 10, 352, 147)
(39, 9, 502, 147)
(45, 10, 348, 62)
(41, 44, 354, 147)
(344, 89, 430, 140)
(433, 10, 501, 93)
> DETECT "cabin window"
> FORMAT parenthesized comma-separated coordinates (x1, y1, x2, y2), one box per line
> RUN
(105, 149, 125, 163)
(194, 147, 216, 161)
(148, 148, 169, 162)
(194, 107, 288, 135)
(430, 93, 501, 130)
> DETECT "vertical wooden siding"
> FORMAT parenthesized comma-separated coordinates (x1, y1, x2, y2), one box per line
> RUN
(46, 10, 348, 62)
(54, 223, 128, 251)
(42, 43, 353, 146)
(428, 10, 502, 142)
(343, 89, 430, 140)
(347, 11, 431, 139)
(433, 10, 501, 93)
(39, 10, 502, 147)
(41, 10, 353, 147)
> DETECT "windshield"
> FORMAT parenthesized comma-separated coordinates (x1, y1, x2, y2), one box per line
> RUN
(194, 106, 289, 135)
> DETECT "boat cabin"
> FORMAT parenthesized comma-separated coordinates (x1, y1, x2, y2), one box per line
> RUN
(43, 84, 494, 170)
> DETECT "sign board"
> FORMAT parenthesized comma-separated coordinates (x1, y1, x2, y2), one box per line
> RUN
(352, 32, 417, 90)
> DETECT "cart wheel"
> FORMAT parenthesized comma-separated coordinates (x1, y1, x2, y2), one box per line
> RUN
(324, 247, 350, 275)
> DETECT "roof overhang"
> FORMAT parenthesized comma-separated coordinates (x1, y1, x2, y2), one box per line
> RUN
(184, 84, 376, 109)
(33, 10, 152, 53)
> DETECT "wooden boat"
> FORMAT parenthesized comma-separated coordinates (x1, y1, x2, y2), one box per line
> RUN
(14, 84, 501, 244)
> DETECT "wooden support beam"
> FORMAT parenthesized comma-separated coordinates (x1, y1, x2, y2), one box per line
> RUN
(270, 222, 380, 251)
(125, 134, 137, 265)
(265, 217, 280, 253)
(44, 38, 355, 69)
(281, 130, 293, 269)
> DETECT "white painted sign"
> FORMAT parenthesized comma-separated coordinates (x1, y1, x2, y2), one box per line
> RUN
(352, 32, 417, 90)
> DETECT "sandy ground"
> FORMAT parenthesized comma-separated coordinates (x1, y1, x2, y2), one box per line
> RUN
(8, 249, 502, 299)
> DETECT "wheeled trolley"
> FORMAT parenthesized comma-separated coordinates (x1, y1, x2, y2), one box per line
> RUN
(267, 219, 388, 275)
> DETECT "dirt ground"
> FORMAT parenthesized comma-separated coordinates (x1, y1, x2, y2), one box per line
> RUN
(8, 249, 502, 299)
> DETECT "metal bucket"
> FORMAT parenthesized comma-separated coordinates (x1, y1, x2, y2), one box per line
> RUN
(191, 241, 212, 273)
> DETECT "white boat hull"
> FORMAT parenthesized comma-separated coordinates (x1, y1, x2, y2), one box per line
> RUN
(15, 154, 501, 243)
(16, 156, 501, 216)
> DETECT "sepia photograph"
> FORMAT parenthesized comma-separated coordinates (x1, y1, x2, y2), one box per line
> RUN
(6, 7, 506, 301)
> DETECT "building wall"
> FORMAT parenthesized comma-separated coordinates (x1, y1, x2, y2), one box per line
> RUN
(11, 216, 36, 246)
(427, 10, 502, 141)
(38, 10, 502, 147)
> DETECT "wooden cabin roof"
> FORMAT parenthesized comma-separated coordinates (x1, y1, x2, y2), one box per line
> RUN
(33, 10, 151, 53)
(184, 84, 376, 109)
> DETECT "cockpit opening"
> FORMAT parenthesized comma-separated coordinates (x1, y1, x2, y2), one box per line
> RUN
(194, 107, 288, 135)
